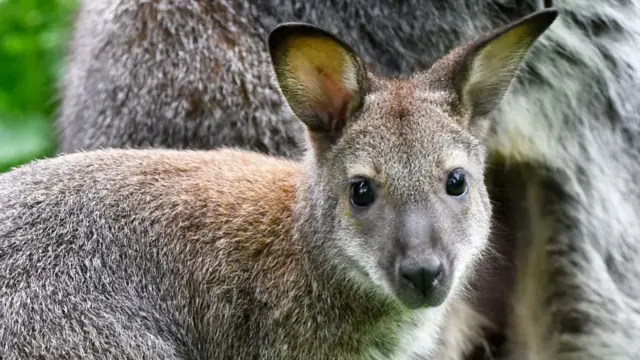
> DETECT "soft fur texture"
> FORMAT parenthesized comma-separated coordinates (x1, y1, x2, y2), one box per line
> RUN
(1, 14, 553, 359)
(56, 0, 640, 359)
(57, 0, 550, 156)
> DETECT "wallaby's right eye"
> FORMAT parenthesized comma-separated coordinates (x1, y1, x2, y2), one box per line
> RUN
(445, 168, 468, 197)
(349, 179, 376, 208)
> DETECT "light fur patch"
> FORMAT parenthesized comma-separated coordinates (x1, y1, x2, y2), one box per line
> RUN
(347, 164, 379, 181)
(442, 149, 469, 171)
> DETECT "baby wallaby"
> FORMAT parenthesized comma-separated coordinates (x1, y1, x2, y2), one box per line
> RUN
(0, 10, 556, 360)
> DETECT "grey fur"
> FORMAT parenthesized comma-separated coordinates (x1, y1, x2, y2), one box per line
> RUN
(56, 0, 541, 157)
(1, 14, 552, 359)
(55, 0, 640, 359)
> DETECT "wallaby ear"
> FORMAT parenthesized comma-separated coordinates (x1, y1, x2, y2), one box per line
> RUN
(433, 8, 558, 134)
(268, 23, 367, 143)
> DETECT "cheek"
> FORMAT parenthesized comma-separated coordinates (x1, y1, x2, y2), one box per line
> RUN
(446, 188, 492, 251)
(463, 188, 493, 250)
(335, 199, 396, 275)
(337, 194, 393, 239)
(334, 198, 376, 261)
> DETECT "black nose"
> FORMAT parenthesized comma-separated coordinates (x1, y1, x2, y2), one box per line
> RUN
(399, 257, 444, 297)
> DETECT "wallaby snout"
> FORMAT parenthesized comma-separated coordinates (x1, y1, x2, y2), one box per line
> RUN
(397, 254, 448, 309)
(393, 210, 452, 309)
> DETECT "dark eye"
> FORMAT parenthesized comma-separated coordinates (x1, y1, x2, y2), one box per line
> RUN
(350, 179, 376, 208)
(445, 169, 468, 197)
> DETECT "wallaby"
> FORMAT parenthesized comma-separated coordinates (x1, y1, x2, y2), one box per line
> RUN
(0, 11, 555, 360)
(57, 0, 640, 359)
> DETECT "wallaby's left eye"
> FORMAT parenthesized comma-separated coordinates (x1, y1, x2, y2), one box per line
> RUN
(350, 179, 376, 208)
(445, 169, 468, 197)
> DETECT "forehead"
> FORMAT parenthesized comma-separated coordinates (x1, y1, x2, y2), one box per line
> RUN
(334, 80, 484, 185)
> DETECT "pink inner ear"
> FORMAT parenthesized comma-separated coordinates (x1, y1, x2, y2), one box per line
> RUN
(312, 67, 353, 134)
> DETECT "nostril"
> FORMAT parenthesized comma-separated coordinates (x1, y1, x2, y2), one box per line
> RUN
(400, 269, 415, 286)
(426, 259, 444, 287)
(399, 257, 444, 296)
(432, 262, 444, 282)
(399, 265, 423, 292)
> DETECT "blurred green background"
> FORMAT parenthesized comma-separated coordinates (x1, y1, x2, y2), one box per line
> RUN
(0, 0, 77, 173)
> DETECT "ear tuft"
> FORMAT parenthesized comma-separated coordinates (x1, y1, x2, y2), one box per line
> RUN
(268, 23, 367, 142)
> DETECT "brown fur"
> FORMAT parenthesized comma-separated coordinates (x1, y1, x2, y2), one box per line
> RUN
(0, 10, 557, 359)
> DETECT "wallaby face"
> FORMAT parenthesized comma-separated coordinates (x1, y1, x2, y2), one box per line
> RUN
(269, 10, 558, 311)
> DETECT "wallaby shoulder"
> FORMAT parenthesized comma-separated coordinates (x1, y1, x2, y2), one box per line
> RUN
(0, 149, 322, 359)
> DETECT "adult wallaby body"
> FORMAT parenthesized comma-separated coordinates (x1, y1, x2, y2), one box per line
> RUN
(0, 12, 555, 360)
(57, 0, 640, 359)
(56, 0, 554, 157)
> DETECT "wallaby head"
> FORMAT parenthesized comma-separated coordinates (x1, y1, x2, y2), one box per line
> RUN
(268, 9, 557, 311)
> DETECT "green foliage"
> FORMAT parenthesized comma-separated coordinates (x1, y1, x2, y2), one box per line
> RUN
(0, 0, 77, 172)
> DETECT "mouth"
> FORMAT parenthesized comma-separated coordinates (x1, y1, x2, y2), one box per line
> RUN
(395, 279, 452, 310)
